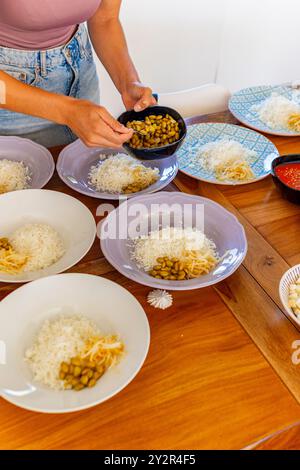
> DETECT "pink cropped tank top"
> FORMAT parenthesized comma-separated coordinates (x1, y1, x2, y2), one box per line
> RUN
(0, 0, 101, 50)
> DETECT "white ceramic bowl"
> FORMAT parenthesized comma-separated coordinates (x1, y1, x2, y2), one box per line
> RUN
(0, 136, 55, 190)
(101, 192, 247, 291)
(279, 264, 300, 324)
(0, 189, 96, 283)
(0, 273, 150, 413)
(57, 140, 178, 200)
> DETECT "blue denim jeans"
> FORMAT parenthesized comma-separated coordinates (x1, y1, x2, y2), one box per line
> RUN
(0, 24, 100, 147)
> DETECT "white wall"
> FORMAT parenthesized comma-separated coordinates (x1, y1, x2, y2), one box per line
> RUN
(94, 0, 300, 115)
(217, 0, 300, 91)
(95, 0, 225, 115)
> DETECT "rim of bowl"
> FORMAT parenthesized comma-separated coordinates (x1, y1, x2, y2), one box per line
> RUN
(271, 154, 300, 192)
(279, 264, 300, 325)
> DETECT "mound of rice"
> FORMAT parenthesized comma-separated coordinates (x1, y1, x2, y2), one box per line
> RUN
(10, 223, 65, 272)
(252, 93, 300, 129)
(131, 226, 218, 271)
(0, 159, 30, 193)
(193, 140, 257, 173)
(25, 315, 99, 390)
(88, 153, 159, 193)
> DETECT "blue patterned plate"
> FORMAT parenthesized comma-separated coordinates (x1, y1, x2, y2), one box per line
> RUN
(229, 85, 300, 136)
(177, 123, 279, 185)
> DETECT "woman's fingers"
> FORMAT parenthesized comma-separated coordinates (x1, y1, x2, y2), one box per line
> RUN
(134, 87, 156, 112)
(99, 120, 133, 145)
(83, 118, 132, 148)
(97, 106, 131, 134)
(66, 99, 134, 149)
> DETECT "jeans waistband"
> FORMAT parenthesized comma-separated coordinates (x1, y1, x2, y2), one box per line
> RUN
(0, 23, 89, 71)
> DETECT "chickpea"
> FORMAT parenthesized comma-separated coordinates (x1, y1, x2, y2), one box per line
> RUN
(73, 366, 82, 377)
(74, 383, 85, 391)
(71, 377, 80, 387)
(88, 379, 97, 388)
(93, 371, 104, 381)
(61, 362, 69, 374)
(71, 357, 82, 366)
(80, 375, 89, 385)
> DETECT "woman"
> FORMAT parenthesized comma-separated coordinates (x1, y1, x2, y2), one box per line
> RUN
(0, 0, 156, 148)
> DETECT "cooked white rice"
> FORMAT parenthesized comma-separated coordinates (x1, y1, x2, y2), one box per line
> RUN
(131, 226, 218, 271)
(191, 140, 257, 173)
(88, 153, 159, 193)
(0, 159, 30, 193)
(25, 315, 100, 390)
(10, 223, 65, 272)
(252, 93, 300, 129)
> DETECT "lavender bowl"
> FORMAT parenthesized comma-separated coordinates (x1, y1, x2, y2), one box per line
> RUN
(100, 192, 247, 291)
(0, 136, 55, 190)
(57, 139, 178, 200)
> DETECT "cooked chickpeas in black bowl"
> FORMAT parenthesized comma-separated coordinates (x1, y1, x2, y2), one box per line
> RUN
(271, 154, 300, 205)
(118, 105, 187, 160)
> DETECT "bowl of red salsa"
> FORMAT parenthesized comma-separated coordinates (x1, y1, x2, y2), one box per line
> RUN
(271, 154, 300, 204)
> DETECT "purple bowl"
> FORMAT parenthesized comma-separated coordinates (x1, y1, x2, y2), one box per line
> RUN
(100, 192, 247, 291)
(57, 139, 178, 200)
(0, 136, 54, 189)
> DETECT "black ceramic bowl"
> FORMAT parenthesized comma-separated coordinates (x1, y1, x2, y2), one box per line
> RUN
(118, 105, 187, 160)
(271, 154, 300, 205)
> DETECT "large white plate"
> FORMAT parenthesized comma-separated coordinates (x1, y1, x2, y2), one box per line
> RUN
(0, 189, 96, 282)
(0, 273, 150, 413)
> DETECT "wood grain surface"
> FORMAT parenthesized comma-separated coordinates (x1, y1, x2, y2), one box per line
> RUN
(1, 111, 300, 450)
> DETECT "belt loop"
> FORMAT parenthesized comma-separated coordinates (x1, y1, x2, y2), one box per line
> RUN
(40, 51, 47, 77)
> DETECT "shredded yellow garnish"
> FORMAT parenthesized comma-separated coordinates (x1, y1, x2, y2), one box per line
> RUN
(182, 249, 218, 277)
(82, 335, 124, 369)
(288, 113, 300, 132)
(0, 237, 28, 274)
(215, 160, 255, 182)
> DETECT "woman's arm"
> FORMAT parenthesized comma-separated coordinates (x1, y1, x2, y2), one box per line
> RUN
(88, 0, 156, 111)
(0, 70, 132, 147)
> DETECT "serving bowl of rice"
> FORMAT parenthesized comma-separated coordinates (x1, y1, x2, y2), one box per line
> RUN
(57, 139, 178, 200)
(0, 189, 96, 283)
(100, 192, 247, 290)
(0, 136, 55, 194)
(0, 273, 150, 413)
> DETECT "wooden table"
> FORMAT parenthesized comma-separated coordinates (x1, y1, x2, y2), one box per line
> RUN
(1, 110, 300, 450)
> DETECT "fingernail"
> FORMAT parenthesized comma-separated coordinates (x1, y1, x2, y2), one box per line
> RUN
(135, 105, 141, 111)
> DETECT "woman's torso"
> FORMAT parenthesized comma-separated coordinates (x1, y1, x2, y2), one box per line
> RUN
(0, 0, 101, 50)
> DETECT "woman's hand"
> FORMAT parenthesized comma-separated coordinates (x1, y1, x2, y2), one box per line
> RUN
(65, 99, 133, 148)
(121, 81, 157, 112)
